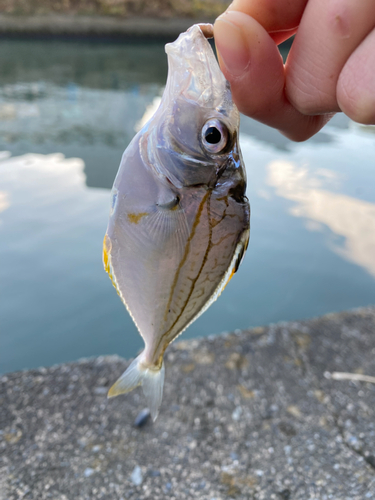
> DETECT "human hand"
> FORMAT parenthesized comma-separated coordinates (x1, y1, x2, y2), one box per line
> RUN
(214, 0, 375, 141)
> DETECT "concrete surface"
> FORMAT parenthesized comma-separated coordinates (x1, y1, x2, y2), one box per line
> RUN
(0, 15, 213, 39)
(1, 307, 375, 499)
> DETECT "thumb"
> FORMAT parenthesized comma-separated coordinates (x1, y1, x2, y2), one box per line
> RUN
(214, 10, 331, 141)
(214, 11, 285, 117)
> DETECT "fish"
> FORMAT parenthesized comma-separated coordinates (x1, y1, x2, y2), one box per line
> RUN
(103, 23, 250, 420)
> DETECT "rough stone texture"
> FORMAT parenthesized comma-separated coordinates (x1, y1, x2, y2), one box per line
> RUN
(1, 307, 375, 499)
(0, 14, 215, 39)
(0, 0, 229, 18)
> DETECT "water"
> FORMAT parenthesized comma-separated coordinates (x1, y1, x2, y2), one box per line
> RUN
(1, 39, 375, 375)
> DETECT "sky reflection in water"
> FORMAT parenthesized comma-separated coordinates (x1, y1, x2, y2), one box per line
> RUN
(0, 39, 375, 374)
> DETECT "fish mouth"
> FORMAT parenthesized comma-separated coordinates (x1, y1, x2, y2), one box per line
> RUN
(197, 169, 247, 203)
(228, 180, 247, 204)
(213, 151, 247, 203)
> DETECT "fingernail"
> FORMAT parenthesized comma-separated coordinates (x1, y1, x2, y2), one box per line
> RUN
(214, 11, 250, 77)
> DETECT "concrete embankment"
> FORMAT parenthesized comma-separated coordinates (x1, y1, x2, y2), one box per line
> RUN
(0, 14, 215, 39)
(1, 307, 375, 499)
(0, 0, 227, 39)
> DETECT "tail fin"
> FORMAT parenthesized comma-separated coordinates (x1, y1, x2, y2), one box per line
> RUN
(108, 353, 165, 421)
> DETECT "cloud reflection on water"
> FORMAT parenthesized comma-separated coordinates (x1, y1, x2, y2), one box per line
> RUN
(0, 191, 9, 215)
(267, 160, 375, 277)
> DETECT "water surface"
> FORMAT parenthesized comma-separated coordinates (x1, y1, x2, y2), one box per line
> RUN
(1, 39, 375, 374)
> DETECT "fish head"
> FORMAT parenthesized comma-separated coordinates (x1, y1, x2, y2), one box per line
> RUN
(143, 24, 245, 195)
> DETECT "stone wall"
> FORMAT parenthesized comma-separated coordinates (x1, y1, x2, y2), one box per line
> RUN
(0, 0, 230, 18)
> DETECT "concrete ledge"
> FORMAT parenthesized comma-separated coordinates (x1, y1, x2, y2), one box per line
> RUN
(0, 14, 213, 39)
(1, 307, 375, 499)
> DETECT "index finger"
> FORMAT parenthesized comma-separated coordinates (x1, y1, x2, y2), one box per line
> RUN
(227, 0, 308, 44)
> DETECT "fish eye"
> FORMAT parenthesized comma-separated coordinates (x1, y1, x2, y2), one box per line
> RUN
(201, 119, 228, 154)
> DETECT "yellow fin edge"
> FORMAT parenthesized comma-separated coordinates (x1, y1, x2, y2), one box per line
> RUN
(222, 228, 250, 292)
(103, 234, 121, 297)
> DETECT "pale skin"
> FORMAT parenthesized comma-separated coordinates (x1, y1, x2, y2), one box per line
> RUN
(214, 0, 375, 141)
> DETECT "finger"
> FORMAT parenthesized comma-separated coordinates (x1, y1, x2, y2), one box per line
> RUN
(270, 29, 297, 47)
(214, 11, 332, 141)
(227, 0, 307, 45)
(337, 27, 375, 124)
(286, 0, 375, 115)
(227, 0, 308, 33)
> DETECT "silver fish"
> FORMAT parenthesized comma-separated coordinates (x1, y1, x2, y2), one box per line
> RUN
(103, 24, 250, 420)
